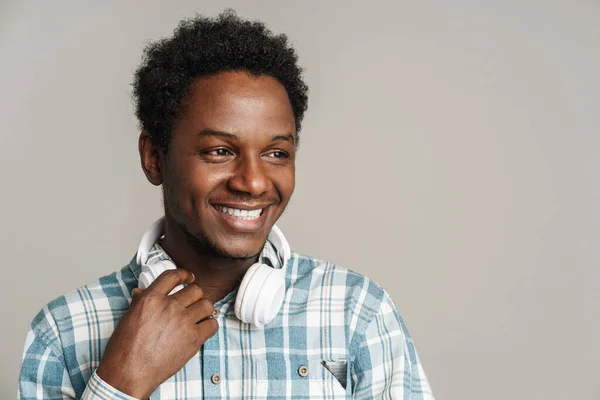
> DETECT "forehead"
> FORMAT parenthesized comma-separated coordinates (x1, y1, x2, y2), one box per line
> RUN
(177, 71, 296, 136)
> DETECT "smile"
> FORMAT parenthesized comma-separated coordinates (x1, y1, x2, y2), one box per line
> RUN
(214, 205, 263, 221)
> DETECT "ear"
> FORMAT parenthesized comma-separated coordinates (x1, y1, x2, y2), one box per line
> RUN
(139, 131, 163, 186)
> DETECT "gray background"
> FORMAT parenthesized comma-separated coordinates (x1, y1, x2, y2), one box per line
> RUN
(1, 1, 599, 399)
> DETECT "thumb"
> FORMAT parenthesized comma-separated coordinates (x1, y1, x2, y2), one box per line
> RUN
(131, 288, 143, 302)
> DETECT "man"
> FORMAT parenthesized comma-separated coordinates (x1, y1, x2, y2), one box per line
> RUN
(19, 11, 434, 400)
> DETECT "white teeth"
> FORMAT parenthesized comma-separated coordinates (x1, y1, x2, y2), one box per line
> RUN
(216, 206, 262, 221)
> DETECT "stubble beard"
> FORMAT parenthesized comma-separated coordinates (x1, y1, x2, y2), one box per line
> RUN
(164, 193, 263, 262)
(181, 223, 264, 261)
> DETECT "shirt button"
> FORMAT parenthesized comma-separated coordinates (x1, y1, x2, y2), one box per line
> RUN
(211, 308, 220, 318)
(298, 365, 309, 377)
(211, 373, 221, 384)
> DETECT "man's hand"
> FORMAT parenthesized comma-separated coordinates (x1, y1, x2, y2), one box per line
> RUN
(96, 269, 218, 399)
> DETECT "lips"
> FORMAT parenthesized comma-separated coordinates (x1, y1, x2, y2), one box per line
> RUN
(211, 203, 271, 233)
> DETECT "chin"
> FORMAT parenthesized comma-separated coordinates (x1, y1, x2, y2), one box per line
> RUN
(212, 234, 267, 260)
(210, 243, 263, 260)
(188, 227, 265, 260)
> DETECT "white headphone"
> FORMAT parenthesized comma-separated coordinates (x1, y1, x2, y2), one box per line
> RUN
(135, 216, 291, 328)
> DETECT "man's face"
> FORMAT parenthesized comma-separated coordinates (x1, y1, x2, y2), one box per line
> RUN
(160, 71, 296, 259)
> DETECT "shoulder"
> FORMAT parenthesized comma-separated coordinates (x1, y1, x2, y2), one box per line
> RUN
(29, 263, 137, 353)
(288, 252, 392, 332)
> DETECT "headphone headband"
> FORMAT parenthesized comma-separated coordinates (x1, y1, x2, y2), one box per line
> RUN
(266, 224, 291, 268)
(135, 217, 165, 266)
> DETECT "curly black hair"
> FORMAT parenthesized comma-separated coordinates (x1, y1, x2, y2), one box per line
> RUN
(132, 10, 309, 152)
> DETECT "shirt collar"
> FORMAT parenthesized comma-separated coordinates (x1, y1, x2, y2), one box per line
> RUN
(128, 238, 282, 286)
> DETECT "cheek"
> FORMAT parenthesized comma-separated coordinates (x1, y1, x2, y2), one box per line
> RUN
(277, 167, 296, 200)
(183, 167, 227, 205)
(166, 157, 219, 203)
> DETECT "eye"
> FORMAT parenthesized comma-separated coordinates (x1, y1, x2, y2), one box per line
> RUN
(200, 147, 235, 163)
(208, 148, 232, 157)
(267, 150, 290, 159)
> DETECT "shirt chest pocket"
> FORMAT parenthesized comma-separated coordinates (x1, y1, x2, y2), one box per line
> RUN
(255, 356, 348, 399)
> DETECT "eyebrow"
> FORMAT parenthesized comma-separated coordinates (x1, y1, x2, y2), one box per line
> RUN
(197, 129, 296, 144)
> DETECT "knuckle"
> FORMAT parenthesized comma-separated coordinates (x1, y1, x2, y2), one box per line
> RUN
(205, 318, 219, 334)
(136, 293, 157, 308)
(200, 299, 214, 313)
(190, 284, 204, 298)
(196, 319, 219, 344)
(167, 299, 182, 313)
(161, 269, 179, 280)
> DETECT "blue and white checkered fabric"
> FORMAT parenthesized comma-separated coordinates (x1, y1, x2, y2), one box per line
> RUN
(19, 240, 434, 399)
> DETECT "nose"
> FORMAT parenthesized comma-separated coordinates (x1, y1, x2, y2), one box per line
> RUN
(227, 155, 272, 196)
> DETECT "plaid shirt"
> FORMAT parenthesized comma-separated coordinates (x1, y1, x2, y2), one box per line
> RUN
(19, 239, 434, 399)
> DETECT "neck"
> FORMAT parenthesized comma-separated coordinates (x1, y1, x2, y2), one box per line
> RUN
(160, 219, 260, 304)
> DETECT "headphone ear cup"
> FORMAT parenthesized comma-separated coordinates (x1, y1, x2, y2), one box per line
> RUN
(234, 263, 286, 328)
(253, 269, 286, 327)
(234, 263, 262, 324)
(138, 260, 183, 294)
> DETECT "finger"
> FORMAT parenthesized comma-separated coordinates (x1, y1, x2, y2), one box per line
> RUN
(131, 288, 143, 303)
(187, 299, 215, 323)
(170, 283, 204, 308)
(147, 269, 195, 295)
(194, 318, 219, 346)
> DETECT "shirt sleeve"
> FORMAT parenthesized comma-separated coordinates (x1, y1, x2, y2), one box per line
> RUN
(351, 292, 435, 400)
(19, 327, 138, 400)
(81, 372, 140, 400)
